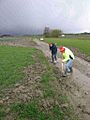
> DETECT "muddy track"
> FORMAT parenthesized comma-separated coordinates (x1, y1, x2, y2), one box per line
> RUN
(34, 39, 90, 120)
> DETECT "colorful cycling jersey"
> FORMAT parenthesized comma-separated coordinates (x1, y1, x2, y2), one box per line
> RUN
(62, 47, 75, 62)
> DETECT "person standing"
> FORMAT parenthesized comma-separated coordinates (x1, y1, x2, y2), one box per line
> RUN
(59, 46, 75, 75)
(49, 43, 57, 63)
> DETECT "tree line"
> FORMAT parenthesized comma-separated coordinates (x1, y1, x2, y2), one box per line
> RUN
(43, 27, 63, 38)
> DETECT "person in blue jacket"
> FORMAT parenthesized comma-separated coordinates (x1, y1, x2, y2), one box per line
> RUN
(49, 43, 57, 63)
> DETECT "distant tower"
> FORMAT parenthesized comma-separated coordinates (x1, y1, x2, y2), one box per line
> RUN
(43, 27, 50, 37)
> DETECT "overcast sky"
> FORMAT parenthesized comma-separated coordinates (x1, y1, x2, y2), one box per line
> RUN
(0, 0, 90, 35)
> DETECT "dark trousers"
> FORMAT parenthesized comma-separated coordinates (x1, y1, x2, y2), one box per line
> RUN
(52, 53, 57, 62)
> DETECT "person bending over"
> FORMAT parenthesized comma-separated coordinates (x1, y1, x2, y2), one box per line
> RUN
(59, 46, 75, 75)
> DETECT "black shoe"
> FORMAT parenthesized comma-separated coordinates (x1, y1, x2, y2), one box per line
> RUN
(69, 68, 73, 73)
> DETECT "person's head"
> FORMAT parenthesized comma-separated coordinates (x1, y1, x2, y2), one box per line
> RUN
(49, 43, 52, 47)
(59, 46, 65, 53)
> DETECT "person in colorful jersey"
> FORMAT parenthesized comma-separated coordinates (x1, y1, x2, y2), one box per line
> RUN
(59, 46, 75, 76)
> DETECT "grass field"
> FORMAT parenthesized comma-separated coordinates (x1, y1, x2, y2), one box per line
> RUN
(44, 37, 90, 56)
(0, 45, 36, 89)
(0, 43, 78, 120)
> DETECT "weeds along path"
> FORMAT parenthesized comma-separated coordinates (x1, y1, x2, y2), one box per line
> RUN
(34, 39, 90, 120)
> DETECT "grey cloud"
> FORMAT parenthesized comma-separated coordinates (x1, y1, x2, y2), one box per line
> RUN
(0, 0, 90, 35)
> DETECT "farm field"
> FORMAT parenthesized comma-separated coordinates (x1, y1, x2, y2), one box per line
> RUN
(0, 37, 78, 120)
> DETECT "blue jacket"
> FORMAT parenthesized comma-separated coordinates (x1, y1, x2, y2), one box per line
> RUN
(49, 43, 57, 54)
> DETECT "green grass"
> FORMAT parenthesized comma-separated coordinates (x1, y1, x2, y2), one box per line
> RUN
(41, 72, 56, 98)
(11, 102, 47, 120)
(0, 46, 36, 89)
(0, 105, 6, 118)
(9, 102, 77, 120)
(44, 37, 90, 56)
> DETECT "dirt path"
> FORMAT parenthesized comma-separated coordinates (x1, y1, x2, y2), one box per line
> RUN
(34, 39, 90, 120)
